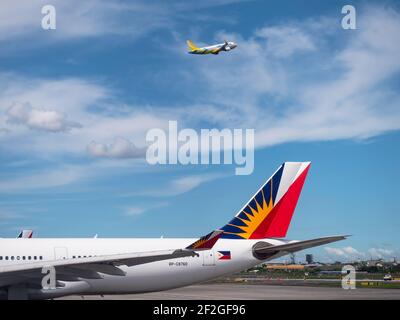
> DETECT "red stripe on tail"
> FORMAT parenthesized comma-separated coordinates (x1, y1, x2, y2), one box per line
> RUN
(250, 164, 310, 239)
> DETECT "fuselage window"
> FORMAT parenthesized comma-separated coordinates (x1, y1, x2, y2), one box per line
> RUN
(11, 256, 14, 260)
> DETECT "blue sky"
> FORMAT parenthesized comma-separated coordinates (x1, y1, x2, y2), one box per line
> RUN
(0, 0, 399, 262)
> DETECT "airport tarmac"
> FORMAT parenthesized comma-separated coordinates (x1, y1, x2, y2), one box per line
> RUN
(59, 283, 400, 300)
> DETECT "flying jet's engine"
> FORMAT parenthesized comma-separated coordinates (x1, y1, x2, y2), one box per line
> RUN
(225, 46, 231, 51)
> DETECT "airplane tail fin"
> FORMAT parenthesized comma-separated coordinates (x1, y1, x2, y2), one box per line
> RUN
(186, 40, 199, 51)
(220, 162, 311, 239)
(17, 230, 33, 238)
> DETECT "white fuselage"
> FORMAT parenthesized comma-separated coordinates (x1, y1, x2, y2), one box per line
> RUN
(0, 237, 285, 298)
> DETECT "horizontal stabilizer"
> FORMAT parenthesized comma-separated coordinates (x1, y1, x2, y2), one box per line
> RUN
(253, 235, 349, 258)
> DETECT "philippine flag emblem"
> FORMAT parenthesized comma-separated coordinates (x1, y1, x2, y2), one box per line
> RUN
(217, 251, 231, 260)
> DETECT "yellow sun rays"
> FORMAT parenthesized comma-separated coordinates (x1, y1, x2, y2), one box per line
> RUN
(228, 184, 274, 239)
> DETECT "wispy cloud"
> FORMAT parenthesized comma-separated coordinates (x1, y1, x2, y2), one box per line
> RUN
(0, 74, 165, 157)
(123, 206, 146, 216)
(0, 0, 247, 46)
(0, 210, 24, 225)
(325, 246, 397, 260)
(1, 4, 400, 202)
(368, 248, 395, 259)
(87, 137, 145, 159)
(0, 165, 87, 193)
(7, 102, 82, 132)
(3, 6, 400, 161)
(184, 6, 400, 147)
(168, 174, 222, 196)
(325, 246, 365, 259)
(124, 173, 225, 198)
(255, 25, 316, 57)
(123, 201, 169, 217)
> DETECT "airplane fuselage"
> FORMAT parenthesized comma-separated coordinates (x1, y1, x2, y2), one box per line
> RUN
(0, 238, 284, 299)
(188, 41, 237, 54)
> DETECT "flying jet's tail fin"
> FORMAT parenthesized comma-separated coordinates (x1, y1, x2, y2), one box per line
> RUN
(220, 162, 311, 239)
(186, 230, 223, 250)
(186, 40, 199, 51)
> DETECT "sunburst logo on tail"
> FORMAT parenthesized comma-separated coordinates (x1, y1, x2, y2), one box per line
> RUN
(229, 189, 274, 239)
(222, 179, 276, 239)
(220, 162, 310, 239)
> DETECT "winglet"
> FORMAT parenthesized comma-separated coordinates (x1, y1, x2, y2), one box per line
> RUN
(186, 230, 223, 250)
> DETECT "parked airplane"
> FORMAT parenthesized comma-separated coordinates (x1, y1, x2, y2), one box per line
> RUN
(0, 162, 347, 300)
(187, 40, 237, 55)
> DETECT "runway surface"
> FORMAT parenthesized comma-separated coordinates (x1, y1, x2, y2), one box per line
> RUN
(59, 283, 400, 300)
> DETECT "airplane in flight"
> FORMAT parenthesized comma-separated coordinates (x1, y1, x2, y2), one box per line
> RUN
(0, 162, 347, 300)
(187, 40, 237, 55)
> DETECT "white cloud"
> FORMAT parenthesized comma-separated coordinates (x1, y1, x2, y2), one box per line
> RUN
(342, 246, 364, 257)
(0, 0, 156, 42)
(87, 137, 145, 159)
(126, 173, 224, 198)
(256, 26, 315, 57)
(368, 248, 394, 259)
(190, 6, 400, 148)
(124, 206, 146, 216)
(325, 247, 347, 257)
(0, 74, 168, 157)
(1, 4, 400, 196)
(123, 201, 168, 216)
(0, 0, 246, 46)
(170, 174, 220, 196)
(3, 6, 400, 160)
(0, 166, 87, 193)
(7, 102, 81, 132)
(324, 246, 398, 261)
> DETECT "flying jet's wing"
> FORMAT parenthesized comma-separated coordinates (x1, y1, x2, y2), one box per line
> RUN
(253, 235, 348, 259)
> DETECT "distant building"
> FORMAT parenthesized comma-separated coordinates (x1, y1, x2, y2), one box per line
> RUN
(306, 254, 314, 264)
(265, 264, 305, 270)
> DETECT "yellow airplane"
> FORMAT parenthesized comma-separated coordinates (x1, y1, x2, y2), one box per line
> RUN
(187, 40, 237, 55)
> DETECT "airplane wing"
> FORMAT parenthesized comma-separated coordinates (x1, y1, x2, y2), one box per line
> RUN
(253, 235, 348, 259)
(0, 231, 224, 288)
(0, 249, 199, 287)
